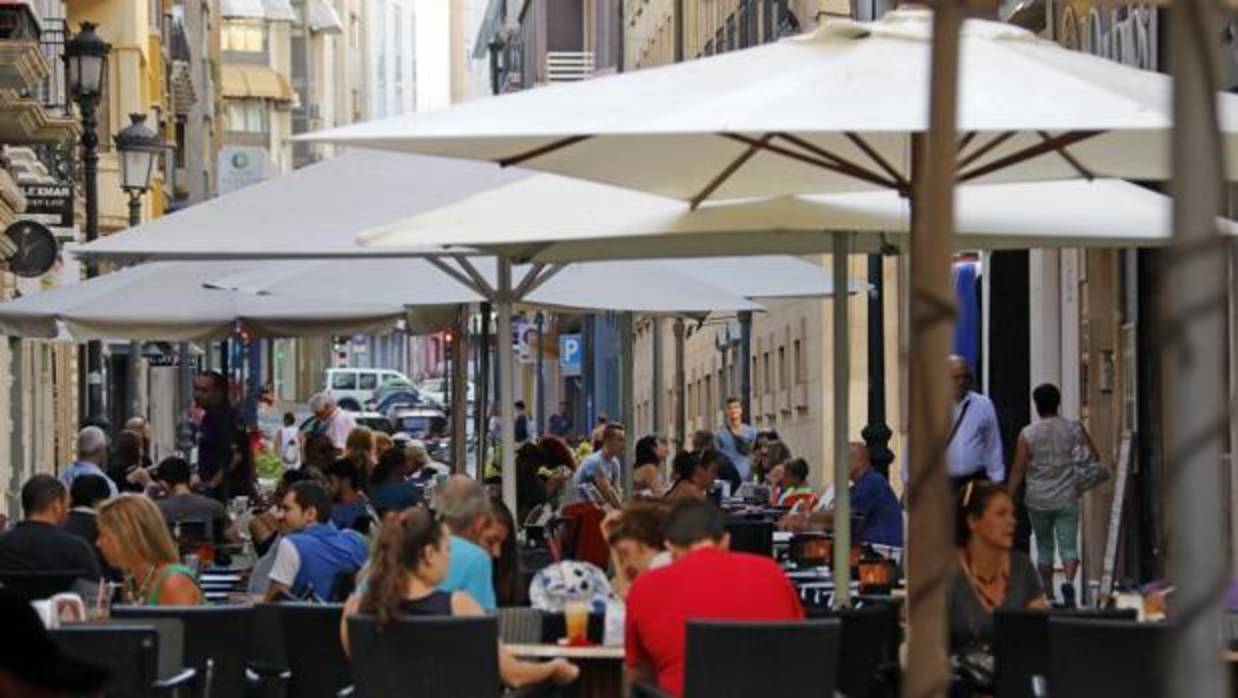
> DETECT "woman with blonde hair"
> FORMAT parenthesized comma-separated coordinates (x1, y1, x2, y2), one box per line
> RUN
(96, 494, 202, 606)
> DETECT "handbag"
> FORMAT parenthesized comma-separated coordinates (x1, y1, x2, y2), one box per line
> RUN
(1072, 421, 1111, 493)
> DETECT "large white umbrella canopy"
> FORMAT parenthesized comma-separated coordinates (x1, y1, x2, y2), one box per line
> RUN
(77, 149, 525, 262)
(358, 176, 1224, 262)
(0, 262, 404, 341)
(301, 9, 1238, 201)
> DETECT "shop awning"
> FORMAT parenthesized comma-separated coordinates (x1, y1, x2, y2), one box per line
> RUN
(220, 64, 293, 101)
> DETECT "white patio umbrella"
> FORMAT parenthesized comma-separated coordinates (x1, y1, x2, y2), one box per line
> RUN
(0, 262, 404, 341)
(302, 9, 1238, 669)
(358, 176, 1228, 261)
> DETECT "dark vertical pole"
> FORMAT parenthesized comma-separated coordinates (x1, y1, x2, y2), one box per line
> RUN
(81, 91, 103, 424)
(536, 312, 546, 436)
(673, 318, 686, 450)
(739, 310, 752, 423)
(451, 305, 468, 474)
(652, 317, 663, 435)
(673, 0, 684, 61)
(863, 253, 894, 478)
(126, 195, 143, 424)
(478, 302, 492, 470)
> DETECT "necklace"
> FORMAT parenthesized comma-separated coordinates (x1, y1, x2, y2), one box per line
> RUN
(130, 564, 159, 603)
(960, 550, 1008, 611)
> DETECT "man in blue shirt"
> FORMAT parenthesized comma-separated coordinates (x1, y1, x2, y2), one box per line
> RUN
(61, 426, 117, 497)
(265, 482, 368, 602)
(435, 476, 497, 610)
(570, 423, 625, 508)
(714, 397, 757, 482)
(782, 443, 904, 548)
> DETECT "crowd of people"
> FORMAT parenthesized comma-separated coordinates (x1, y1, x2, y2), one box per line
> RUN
(0, 352, 1108, 697)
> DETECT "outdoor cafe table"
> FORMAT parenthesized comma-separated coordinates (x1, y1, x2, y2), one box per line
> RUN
(507, 643, 624, 698)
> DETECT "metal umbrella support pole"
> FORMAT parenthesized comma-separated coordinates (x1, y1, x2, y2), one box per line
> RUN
(832, 235, 852, 609)
(905, 4, 963, 696)
(1164, 1, 1231, 695)
(496, 259, 517, 515)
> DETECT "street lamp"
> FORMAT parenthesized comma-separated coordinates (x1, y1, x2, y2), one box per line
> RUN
(115, 113, 164, 226)
(65, 21, 110, 425)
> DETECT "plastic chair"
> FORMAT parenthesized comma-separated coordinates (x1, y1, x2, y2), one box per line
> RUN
(344, 615, 501, 698)
(113, 604, 265, 698)
(995, 608, 1137, 698)
(682, 620, 841, 698)
(813, 605, 901, 698)
(274, 603, 350, 698)
(724, 520, 775, 557)
(50, 625, 200, 698)
(1047, 617, 1169, 698)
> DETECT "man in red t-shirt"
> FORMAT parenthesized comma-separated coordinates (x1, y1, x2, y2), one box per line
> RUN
(624, 498, 804, 697)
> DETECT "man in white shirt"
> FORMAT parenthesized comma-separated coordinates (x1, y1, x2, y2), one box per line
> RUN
(310, 393, 357, 451)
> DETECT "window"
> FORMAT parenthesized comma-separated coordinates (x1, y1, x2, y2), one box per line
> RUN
(226, 99, 269, 133)
(332, 372, 357, 390)
(359, 373, 379, 391)
(778, 346, 787, 391)
(222, 21, 264, 52)
(174, 119, 186, 168)
(763, 352, 771, 394)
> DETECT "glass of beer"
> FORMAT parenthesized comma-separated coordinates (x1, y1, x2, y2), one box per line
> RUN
(564, 600, 590, 646)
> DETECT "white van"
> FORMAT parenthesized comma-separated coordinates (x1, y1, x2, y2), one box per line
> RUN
(324, 368, 410, 412)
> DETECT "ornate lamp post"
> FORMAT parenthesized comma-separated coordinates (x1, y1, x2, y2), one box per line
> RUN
(64, 22, 110, 424)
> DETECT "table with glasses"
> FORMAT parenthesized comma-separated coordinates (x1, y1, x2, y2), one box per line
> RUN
(507, 643, 624, 698)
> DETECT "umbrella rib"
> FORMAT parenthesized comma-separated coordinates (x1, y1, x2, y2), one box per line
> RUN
(1036, 130, 1095, 180)
(844, 132, 910, 190)
(451, 254, 496, 296)
(956, 131, 1016, 171)
(957, 130, 1103, 182)
(956, 131, 977, 155)
(518, 263, 566, 299)
(428, 256, 488, 297)
(497, 135, 594, 168)
(513, 262, 547, 299)
(773, 133, 904, 192)
(690, 134, 774, 209)
(720, 133, 900, 191)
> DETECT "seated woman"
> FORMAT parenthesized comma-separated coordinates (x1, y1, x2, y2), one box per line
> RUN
(664, 451, 716, 502)
(341, 508, 579, 690)
(949, 482, 1047, 655)
(600, 502, 670, 599)
(632, 435, 670, 499)
(97, 494, 202, 606)
(775, 458, 815, 508)
(367, 448, 420, 517)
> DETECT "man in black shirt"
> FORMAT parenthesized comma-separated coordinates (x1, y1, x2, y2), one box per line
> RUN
(0, 475, 101, 583)
(61, 474, 121, 581)
(194, 370, 236, 500)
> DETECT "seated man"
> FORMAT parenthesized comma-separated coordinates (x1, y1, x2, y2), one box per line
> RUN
(61, 474, 122, 582)
(367, 448, 421, 517)
(781, 442, 904, 548)
(264, 482, 368, 602)
(61, 426, 117, 497)
(570, 423, 625, 508)
(155, 457, 236, 543)
(325, 459, 372, 533)
(625, 499, 803, 697)
(0, 475, 101, 583)
(435, 476, 497, 610)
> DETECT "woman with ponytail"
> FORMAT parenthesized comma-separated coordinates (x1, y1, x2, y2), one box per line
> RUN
(341, 507, 579, 690)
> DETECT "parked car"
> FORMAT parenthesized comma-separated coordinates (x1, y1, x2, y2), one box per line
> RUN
(324, 368, 411, 412)
(387, 405, 447, 440)
(370, 389, 428, 415)
(355, 411, 394, 435)
(416, 378, 474, 407)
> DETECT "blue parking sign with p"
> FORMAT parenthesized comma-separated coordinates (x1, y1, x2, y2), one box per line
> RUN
(560, 334, 582, 377)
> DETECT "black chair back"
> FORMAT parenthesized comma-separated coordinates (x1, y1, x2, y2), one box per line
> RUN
(1047, 617, 1169, 698)
(683, 620, 841, 698)
(813, 605, 900, 698)
(275, 603, 350, 698)
(347, 615, 500, 698)
(114, 604, 254, 698)
(725, 520, 775, 557)
(995, 608, 1137, 698)
(52, 625, 158, 698)
(0, 569, 84, 600)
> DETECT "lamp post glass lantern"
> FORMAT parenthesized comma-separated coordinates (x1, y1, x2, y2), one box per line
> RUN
(115, 113, 164, 226)
(65, 22, 111, 425)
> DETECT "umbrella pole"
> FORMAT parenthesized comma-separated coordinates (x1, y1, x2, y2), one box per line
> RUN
(451, 304, 468, 474)
(1164, 2, 1231, 695)
(832, 234, 852, 609)
(496, 258, 517, 516)
(905, 4, 961, 697)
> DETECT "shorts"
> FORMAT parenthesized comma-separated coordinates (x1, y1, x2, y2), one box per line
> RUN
(1028, 502, 1080, 567)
